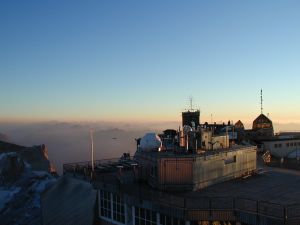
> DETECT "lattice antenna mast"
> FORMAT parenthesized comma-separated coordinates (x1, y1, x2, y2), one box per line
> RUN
(184, 96, 194, 111)
(260, 89, 263, 114)
(190, 97, 193, 111)
(184, 96, 200, 112)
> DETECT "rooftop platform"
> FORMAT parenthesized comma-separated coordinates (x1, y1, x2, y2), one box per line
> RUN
(64, 156, 300, 223)
(62, 148, 300, 205)
(64, 160, 300, 204)
(91, 164, 300, 222)
(186, 166, 300, 205)
(92, 163, 300, 206)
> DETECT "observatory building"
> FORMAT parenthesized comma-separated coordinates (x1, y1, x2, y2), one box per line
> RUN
(252, 113, 274, 137)
(59, 101, 300, 225)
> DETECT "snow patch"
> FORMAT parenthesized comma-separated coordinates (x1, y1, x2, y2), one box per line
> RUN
(0, 152, 17, 161)
(0, 187, 21, 211)
(29, 172, 56, 208)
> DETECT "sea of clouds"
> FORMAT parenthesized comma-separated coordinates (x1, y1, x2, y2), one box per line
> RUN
(1, 120, 299, 174)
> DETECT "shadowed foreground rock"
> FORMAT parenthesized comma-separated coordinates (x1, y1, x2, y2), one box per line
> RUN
(42, 176, 96, 225)
(0, 141, 57, 225)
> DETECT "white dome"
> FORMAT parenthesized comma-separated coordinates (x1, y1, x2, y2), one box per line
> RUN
(140, 133, 162, 151)
(183, 125, 193, 134)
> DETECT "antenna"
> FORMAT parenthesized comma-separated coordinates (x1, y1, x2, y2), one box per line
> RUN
(260, 89, 263, 114)
(90, 129, 94, 172)
(184, 96, 200, 113)
(184, 96, 198, 112)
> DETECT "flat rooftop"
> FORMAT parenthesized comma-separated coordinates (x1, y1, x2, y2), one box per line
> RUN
(92, 160, 300, 206)
(64, 152, 300, 208)
(185, 165, 300, 205)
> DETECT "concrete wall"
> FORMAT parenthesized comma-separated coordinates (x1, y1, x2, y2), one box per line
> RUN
(134, 151, 157, 181)
(193, 147, 257, 190)
(201, 131, 229, 150)
(213, 135, 230, 149)
(201, 131, 212, 150)
(136, 147, 257, 192)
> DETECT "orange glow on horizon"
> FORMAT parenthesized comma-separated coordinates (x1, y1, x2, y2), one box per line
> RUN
(2, 114, 300, 127)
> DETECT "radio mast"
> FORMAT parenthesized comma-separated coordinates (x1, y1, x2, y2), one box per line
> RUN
(260, 89, 263, 114)
(90, 129, 94, 172)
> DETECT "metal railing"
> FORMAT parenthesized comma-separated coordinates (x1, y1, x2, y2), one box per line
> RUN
(63, 156, 300, 222)
(63, 157, 138, 175)
(97, 180, 300, 221)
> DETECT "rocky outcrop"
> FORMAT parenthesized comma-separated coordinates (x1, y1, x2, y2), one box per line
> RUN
(0, 141, 57, 225)
(0, 153, 25, 184)
(0, 141, 56, 173)
(0, 170, 56, 225)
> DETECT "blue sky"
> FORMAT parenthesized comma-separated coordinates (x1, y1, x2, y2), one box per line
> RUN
(1, 1, 300, 124)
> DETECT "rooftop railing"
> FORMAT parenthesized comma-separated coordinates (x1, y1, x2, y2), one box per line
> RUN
(63, 157, 138, 177)
(63, 150, 300, 222)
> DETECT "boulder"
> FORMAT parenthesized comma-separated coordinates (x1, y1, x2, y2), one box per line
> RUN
(0, 153, 25, 184)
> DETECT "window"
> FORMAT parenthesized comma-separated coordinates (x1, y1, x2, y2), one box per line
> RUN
(100, 191, 126, 224)
(287, 143, 290, 147)
(160, 214, 185, 225)
(100, 190, 111, 219)
(135, 207, 156, 225)
(112, 194, 125, 224)
(275, 143, 282, 148)
(291, 143, 294, 147)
